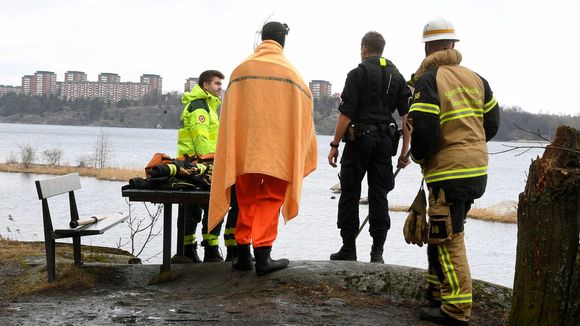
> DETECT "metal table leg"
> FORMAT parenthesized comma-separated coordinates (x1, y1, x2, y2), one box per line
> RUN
(162, 202, 172, 272)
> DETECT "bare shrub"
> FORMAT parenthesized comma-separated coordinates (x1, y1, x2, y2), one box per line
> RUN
(93, 129, 113, 168)
(5, 151, 18, 164)
(42, 148, 64, 166)
(18, 144, 36, 168)
(117, 199, 162, 261)
(76, 154, 94, 168)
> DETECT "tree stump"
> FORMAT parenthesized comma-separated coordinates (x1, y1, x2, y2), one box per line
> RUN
(509, 126, 580, 325)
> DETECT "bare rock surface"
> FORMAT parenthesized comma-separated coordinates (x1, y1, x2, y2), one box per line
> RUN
(0, 259, 511, 325)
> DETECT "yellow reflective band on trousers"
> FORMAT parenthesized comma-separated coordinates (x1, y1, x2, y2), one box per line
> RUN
(379, 57, 387, 67)
(439, 107, 483, 125)
(426, 273, 441, 285)
(224, 227, 235, 235)
(424, 166, 487, 183)
(409, 102, 441, 115)
(168, 164, 177, 176)
(484, 96, 497, 113)
(225, 239, 237, 246)
(203, 234, 219, 246)
(442, 293, 472, 304)
(438, 245, 461, 296)
(184, 234, 196, 245)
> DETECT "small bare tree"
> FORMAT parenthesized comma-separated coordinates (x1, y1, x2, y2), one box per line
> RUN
(42, 148, 64, 166)
(18, 144, 36, 168)
(117, 199, 162, 261)
(5, 151, 18, 164)
(93, 129, 113, 168)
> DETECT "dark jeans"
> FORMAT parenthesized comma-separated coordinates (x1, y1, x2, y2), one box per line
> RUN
(337, 130, 395, 240)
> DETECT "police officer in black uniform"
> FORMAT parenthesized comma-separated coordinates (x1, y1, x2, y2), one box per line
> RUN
(328, 31, 411, 263)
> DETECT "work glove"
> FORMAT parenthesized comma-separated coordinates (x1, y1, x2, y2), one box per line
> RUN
(403, 183, 427, 247)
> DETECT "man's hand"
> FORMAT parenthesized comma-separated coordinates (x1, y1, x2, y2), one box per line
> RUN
(328, 147, 339, 168)
(397, 153, 411, 169)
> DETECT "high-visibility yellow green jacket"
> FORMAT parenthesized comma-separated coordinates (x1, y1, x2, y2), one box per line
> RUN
(177, 84, 221, 158)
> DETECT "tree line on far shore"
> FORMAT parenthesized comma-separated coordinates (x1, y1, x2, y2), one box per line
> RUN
(0, 93, 578, 141)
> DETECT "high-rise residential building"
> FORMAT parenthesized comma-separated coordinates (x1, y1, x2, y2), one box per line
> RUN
(98, 73, 121, 83)
(35, 71, 57, 96)
(0, 85, 21, 96)
(21, 75, 34, 95)
(309, 80, 332, 101)
(141, 74, 162, 96)
(184, 77, 199, 92)
(64, 71, 87, 82)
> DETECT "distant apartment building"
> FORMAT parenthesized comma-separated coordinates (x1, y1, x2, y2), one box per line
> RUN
(0, 85, 21, 96)
(309, 80, 332, 101)
(184, 77, 199, 92)
(3, 70, 162, 102)
(141, 74, 162, 96)
(57, 72, 161, 102)
(20, 71, 57, 96)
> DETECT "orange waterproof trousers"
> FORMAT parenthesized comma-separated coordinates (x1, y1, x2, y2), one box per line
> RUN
(235, 173, 287, 248)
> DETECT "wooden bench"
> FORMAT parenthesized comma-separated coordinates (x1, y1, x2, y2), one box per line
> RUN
(35, 173, 129, 282)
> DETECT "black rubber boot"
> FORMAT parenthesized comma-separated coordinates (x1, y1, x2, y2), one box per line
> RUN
(225, 246, 238, 262)
(330, 238, 357, 261)
(232, 243, 253, 271)
(184, 244, 201, 263)
(254, 246, 289, 276)
(203, 245, 224, 262)
(419, 307, 468, 326)
(370, 234, 386, 264)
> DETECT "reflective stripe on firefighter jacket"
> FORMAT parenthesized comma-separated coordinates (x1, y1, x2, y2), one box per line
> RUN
(177, 83, 220, 158)
(408, 49, 499, 185)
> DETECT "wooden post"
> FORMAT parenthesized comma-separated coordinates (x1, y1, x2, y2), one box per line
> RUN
(509, 126, 580, 326)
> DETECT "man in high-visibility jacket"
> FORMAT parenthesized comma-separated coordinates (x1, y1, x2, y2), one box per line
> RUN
(407, 18, 500, 325)
(177, 70, 238, 263)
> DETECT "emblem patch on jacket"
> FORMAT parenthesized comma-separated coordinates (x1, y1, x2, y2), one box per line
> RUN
(199, 115, 206, 123)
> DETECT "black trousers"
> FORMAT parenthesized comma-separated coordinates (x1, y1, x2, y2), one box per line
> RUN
(337, 130, 395, 240)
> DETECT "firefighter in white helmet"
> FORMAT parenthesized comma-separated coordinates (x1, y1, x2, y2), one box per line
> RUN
(406, 17, 500, 325)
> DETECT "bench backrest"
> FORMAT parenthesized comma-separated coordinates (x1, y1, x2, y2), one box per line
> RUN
(35, 173, 81, 199)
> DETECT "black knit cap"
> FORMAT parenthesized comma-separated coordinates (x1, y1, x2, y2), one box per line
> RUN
(261, 21, 289, 47)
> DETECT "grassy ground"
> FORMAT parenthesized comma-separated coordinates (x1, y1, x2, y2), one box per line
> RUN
(0, 163, 143, 181)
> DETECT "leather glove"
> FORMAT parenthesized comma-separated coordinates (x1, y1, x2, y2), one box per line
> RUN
(403, 183, 427, 247)
(403, 208, 417, 245)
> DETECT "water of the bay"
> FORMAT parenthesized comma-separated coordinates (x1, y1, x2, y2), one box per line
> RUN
(0, 123, 542, 288)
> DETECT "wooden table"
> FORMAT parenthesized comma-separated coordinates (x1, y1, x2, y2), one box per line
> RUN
(121, 187, 209, 272)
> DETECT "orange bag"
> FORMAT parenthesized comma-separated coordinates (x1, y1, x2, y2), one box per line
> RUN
(145, 153, 174, 176)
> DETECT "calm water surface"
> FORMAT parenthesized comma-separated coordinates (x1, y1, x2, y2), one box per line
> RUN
(0, 123, 543, 287)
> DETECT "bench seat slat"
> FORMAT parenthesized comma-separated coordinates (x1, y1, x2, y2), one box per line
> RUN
(53, 213, 128, 237)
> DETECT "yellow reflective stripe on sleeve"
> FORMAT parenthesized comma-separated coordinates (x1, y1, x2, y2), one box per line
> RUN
(409, 102, 441, 115)
(483, 96, 497, 113)
(184, 234, 197, 245)
(439, 107, 483, 125)
(410, 154, 424, 165)
(438, 245, 461, 296)
(379, 57, 387, 66)
(425, 166, 488, 183)
(441, 293, 472, 304)
(225, 239, 237, 247)
(168, 164, 177, 176)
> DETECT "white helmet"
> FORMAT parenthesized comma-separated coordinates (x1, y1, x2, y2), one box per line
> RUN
(422, 17, 459, 43)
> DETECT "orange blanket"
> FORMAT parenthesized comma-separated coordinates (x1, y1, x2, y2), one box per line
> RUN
(208, 40, 318, 231)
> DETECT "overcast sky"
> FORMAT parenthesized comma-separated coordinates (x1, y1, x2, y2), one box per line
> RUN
(0, 0, 577, 115)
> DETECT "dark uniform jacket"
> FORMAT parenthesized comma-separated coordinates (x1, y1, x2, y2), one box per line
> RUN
(339, 56, 410, 127)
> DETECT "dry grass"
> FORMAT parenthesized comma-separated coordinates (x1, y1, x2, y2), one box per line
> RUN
(0, 238, 133, 297)
(389, 205, 516, 224)
(0, 163, 143, 181)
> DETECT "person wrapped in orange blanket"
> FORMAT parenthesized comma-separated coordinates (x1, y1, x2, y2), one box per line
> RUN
(208, 21, 317, 276)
